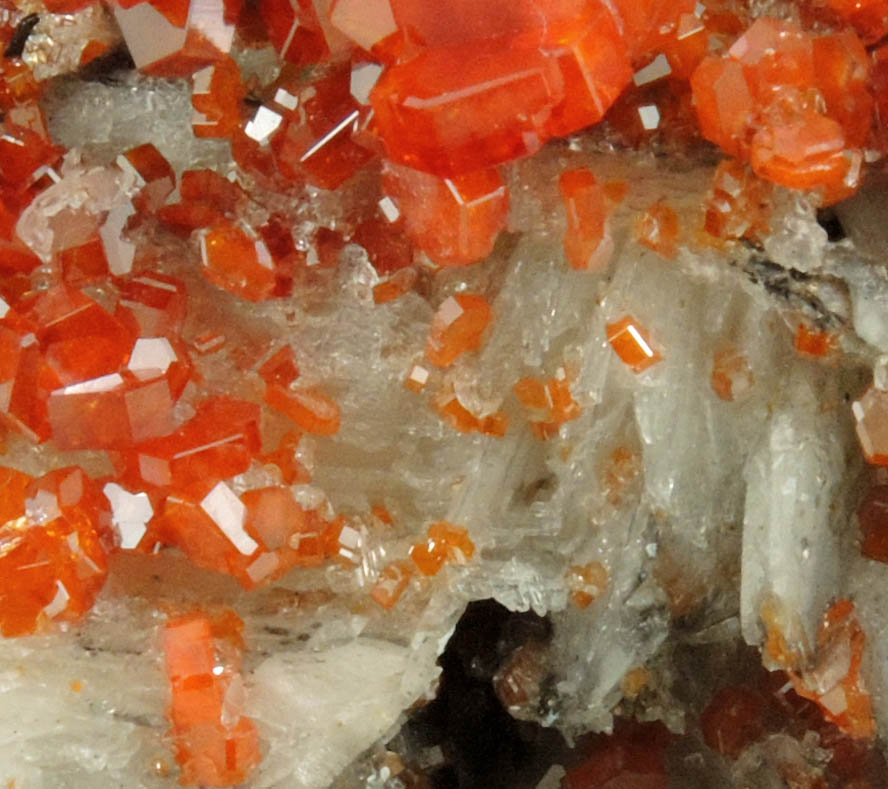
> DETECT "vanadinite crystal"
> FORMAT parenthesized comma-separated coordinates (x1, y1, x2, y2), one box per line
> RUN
(3, 0, 888, 785)
(163, 611, 261, 786)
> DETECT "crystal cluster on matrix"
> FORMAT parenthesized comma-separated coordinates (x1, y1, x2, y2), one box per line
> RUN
(0, 0, 887, 783)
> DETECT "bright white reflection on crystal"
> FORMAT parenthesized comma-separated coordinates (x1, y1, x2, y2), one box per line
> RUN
(42, 581, 70, 619)
(378, 195, 400, 223)
(128, 337, 178, 374)
(114, 154, 146, 187)
(408, 364, 429, 388)
(188, 0, 235, 53)
(638, 104, 660, 131)
(60, 374, 124, 396)
(437, 296, 464, 327)
(103, 482, 153, 550)
(113, 3, 187, 69)
(273, 88, 299, 111)
(247, 551, 280, 584)
(350, 62, 384, 106)
(0, 296, 8, 319)
(330, 0, 397, 52)
(192, 65, 214, 95)
(201, 482, 258, 555)
(633, 54, 671, 86)
(100, 201, 137, 276)
(245, 106, 283, 144)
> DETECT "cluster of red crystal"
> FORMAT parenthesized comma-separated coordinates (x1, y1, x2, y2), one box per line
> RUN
(690, 18, 871, 202)
(0, 466, 110, 637)
(701, 638, 883, 783)
(162, 610, 261, 786)
(0, 136, 353, 615)
(514, 372, 581, 440)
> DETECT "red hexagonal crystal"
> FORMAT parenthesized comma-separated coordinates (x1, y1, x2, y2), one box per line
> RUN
(371, 39, 563, 177)
(382, 163, 508, 267)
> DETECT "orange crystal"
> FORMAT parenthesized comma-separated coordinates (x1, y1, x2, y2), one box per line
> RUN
(258, 345, 299, 387)
(635, 201, 679, 259)
(264, 384, 341, 435)
(826, 0, 888, 44)
(795, 324, 837, 357)
(191, 56, 245, 139)
(425, 293, 492, 367)
(48, 370, 176, 451)
(240, 485, 336, 580)
(272, 64, 375, 190)
(163, 611, 260, 786)
(261, 431, 311, 484)
(852, 388, 888, 466)
(199, 223, 277, 302)
(120, 143, 175, 213)
(120, 396, 261, 490)
(371, 559, 414, 609)
(382, 163, 508, 267)
(409, 521, 474, 576)
(0, 123, 61, 190)
(690, 19, 871, 197)
(0, 466, 109, 637)
(373, 268, 417, 304)
(21, 285, 136, 385)
(260, 0, 330, 65)
(116, 272, 188, 337)
(371, 39, 562, 177)
(606, 316, 662, 373)
(58, 236, 110, 287)
(558, 168, 611, 271)
(433, 389, 508, 437)
(704, 159, 772, 241)
(791, 600, 875, 740)
(514, 373, 581, 438)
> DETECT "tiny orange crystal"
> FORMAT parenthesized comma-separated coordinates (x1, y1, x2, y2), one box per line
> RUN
(606, 316, 662, 373)
(425, 293, 492, 367)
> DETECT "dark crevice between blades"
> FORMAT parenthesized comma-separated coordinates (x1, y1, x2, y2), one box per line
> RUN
(4, 13, 39, 59)
(390, 599, 566, 789)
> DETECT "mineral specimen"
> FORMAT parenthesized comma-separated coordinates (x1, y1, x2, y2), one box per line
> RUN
(0, 0, 888, 786)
